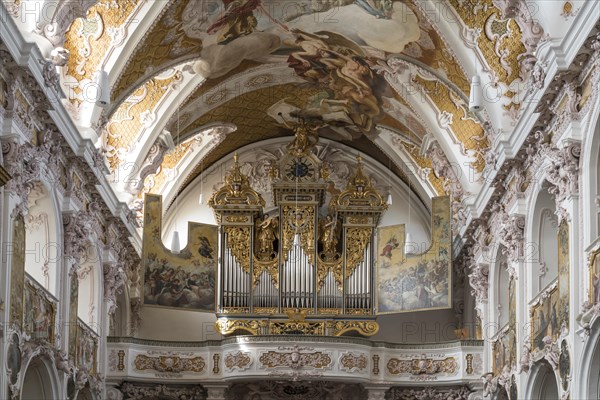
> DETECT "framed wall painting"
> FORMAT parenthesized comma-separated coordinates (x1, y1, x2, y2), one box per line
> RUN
(377, 196, 451, 314)
(142, 194, 218, 312)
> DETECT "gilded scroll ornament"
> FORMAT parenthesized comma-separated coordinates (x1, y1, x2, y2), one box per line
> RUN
(215, 318, 264, 335)
(282, 205, 315, 263)
(225, 215, 249, 223)
(269, 321, 325, 335)
(331, 156, 387, 209)
(224, 226, 251, 274)
(330, 320, 379, 337)
(316, 258, 343, 291)
(345, 227, 373, 278)
(208, 153, 265, 207)
(134, 354, 205, 373)
(252, 259, 279, 288)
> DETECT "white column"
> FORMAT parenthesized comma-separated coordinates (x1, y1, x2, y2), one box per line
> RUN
(563, 195, 583, 399)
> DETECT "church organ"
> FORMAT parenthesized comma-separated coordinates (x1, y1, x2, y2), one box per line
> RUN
(209, 126, 387, 336)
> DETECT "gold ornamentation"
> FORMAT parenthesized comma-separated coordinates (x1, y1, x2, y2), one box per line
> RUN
(401, 143, 446, 195)
(413, 76, 488, 172)
(331, 156, 387, 209)
(466, 354, 474, 375)
(447, 0, 527, 92)
(316, 308, 341, 315)
(110, 1, 204, 101)
(215, 318, 264, 335)
(118, 350, 125, 371)
(213, 354, 220, 374)
(316, 258, 343, 291)
(224, 226, 251, 273)
(259, 350, 332, 369)
(255, 215, 278, 259)
(285, 123, 320, 157)
(285, 308, 308, 321)
(134, 354, 205, 373)
(224, 351, 252, 371)
(373, 354, 380, 375)
(340, 353, 368, 372)
(253, 307, 278, 314)
(106, 72, 182, 170)
(348, 216, 370, 225)
(208, 153, 265, 208)
(319, 214, 340, 259)
(220, 307, 250, 314)
(345, 308, 371, 315)
(64, 0, 140, 86)
(386, 356, 457, 375)
(225, 216, 249, 223)
(330, 320, 379, 337)
(269, 321, 325, 335)
(282, 205, 315, 263)
(252, 259, 279, 288)
(345, 227, 373, 278)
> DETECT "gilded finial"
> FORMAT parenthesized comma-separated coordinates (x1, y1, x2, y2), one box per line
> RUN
(233, 152, 239, 164)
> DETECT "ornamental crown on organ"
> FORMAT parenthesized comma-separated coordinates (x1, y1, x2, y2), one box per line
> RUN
(209, 123, 387, 337)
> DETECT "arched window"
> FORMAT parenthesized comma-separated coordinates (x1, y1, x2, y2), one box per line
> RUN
(24, 182, 60, 295)
(527, 360, 560, 400)
(530, 183, 559, 296)
(21, 357, 58, 400)
(77, 242, 101, 332)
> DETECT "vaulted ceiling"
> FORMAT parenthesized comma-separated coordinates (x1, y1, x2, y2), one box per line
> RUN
(8, 0, 586, 236)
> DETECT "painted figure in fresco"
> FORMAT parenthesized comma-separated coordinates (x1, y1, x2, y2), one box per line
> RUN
(550, 300, 559, 334)
(593, 271, 600, 304)
(257, 215, 277, 255)
(354, 0, 393, 19)
(413, 277, 430, 309)
(198, 236, 215, 260)
(319, 215, 338, 254)
(207, 0, 262, 44)
(380, 236, 399, 258)
(286, 29, 384, 137)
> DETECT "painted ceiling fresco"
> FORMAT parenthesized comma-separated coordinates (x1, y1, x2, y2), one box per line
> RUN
(53, 0, 545, 222)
